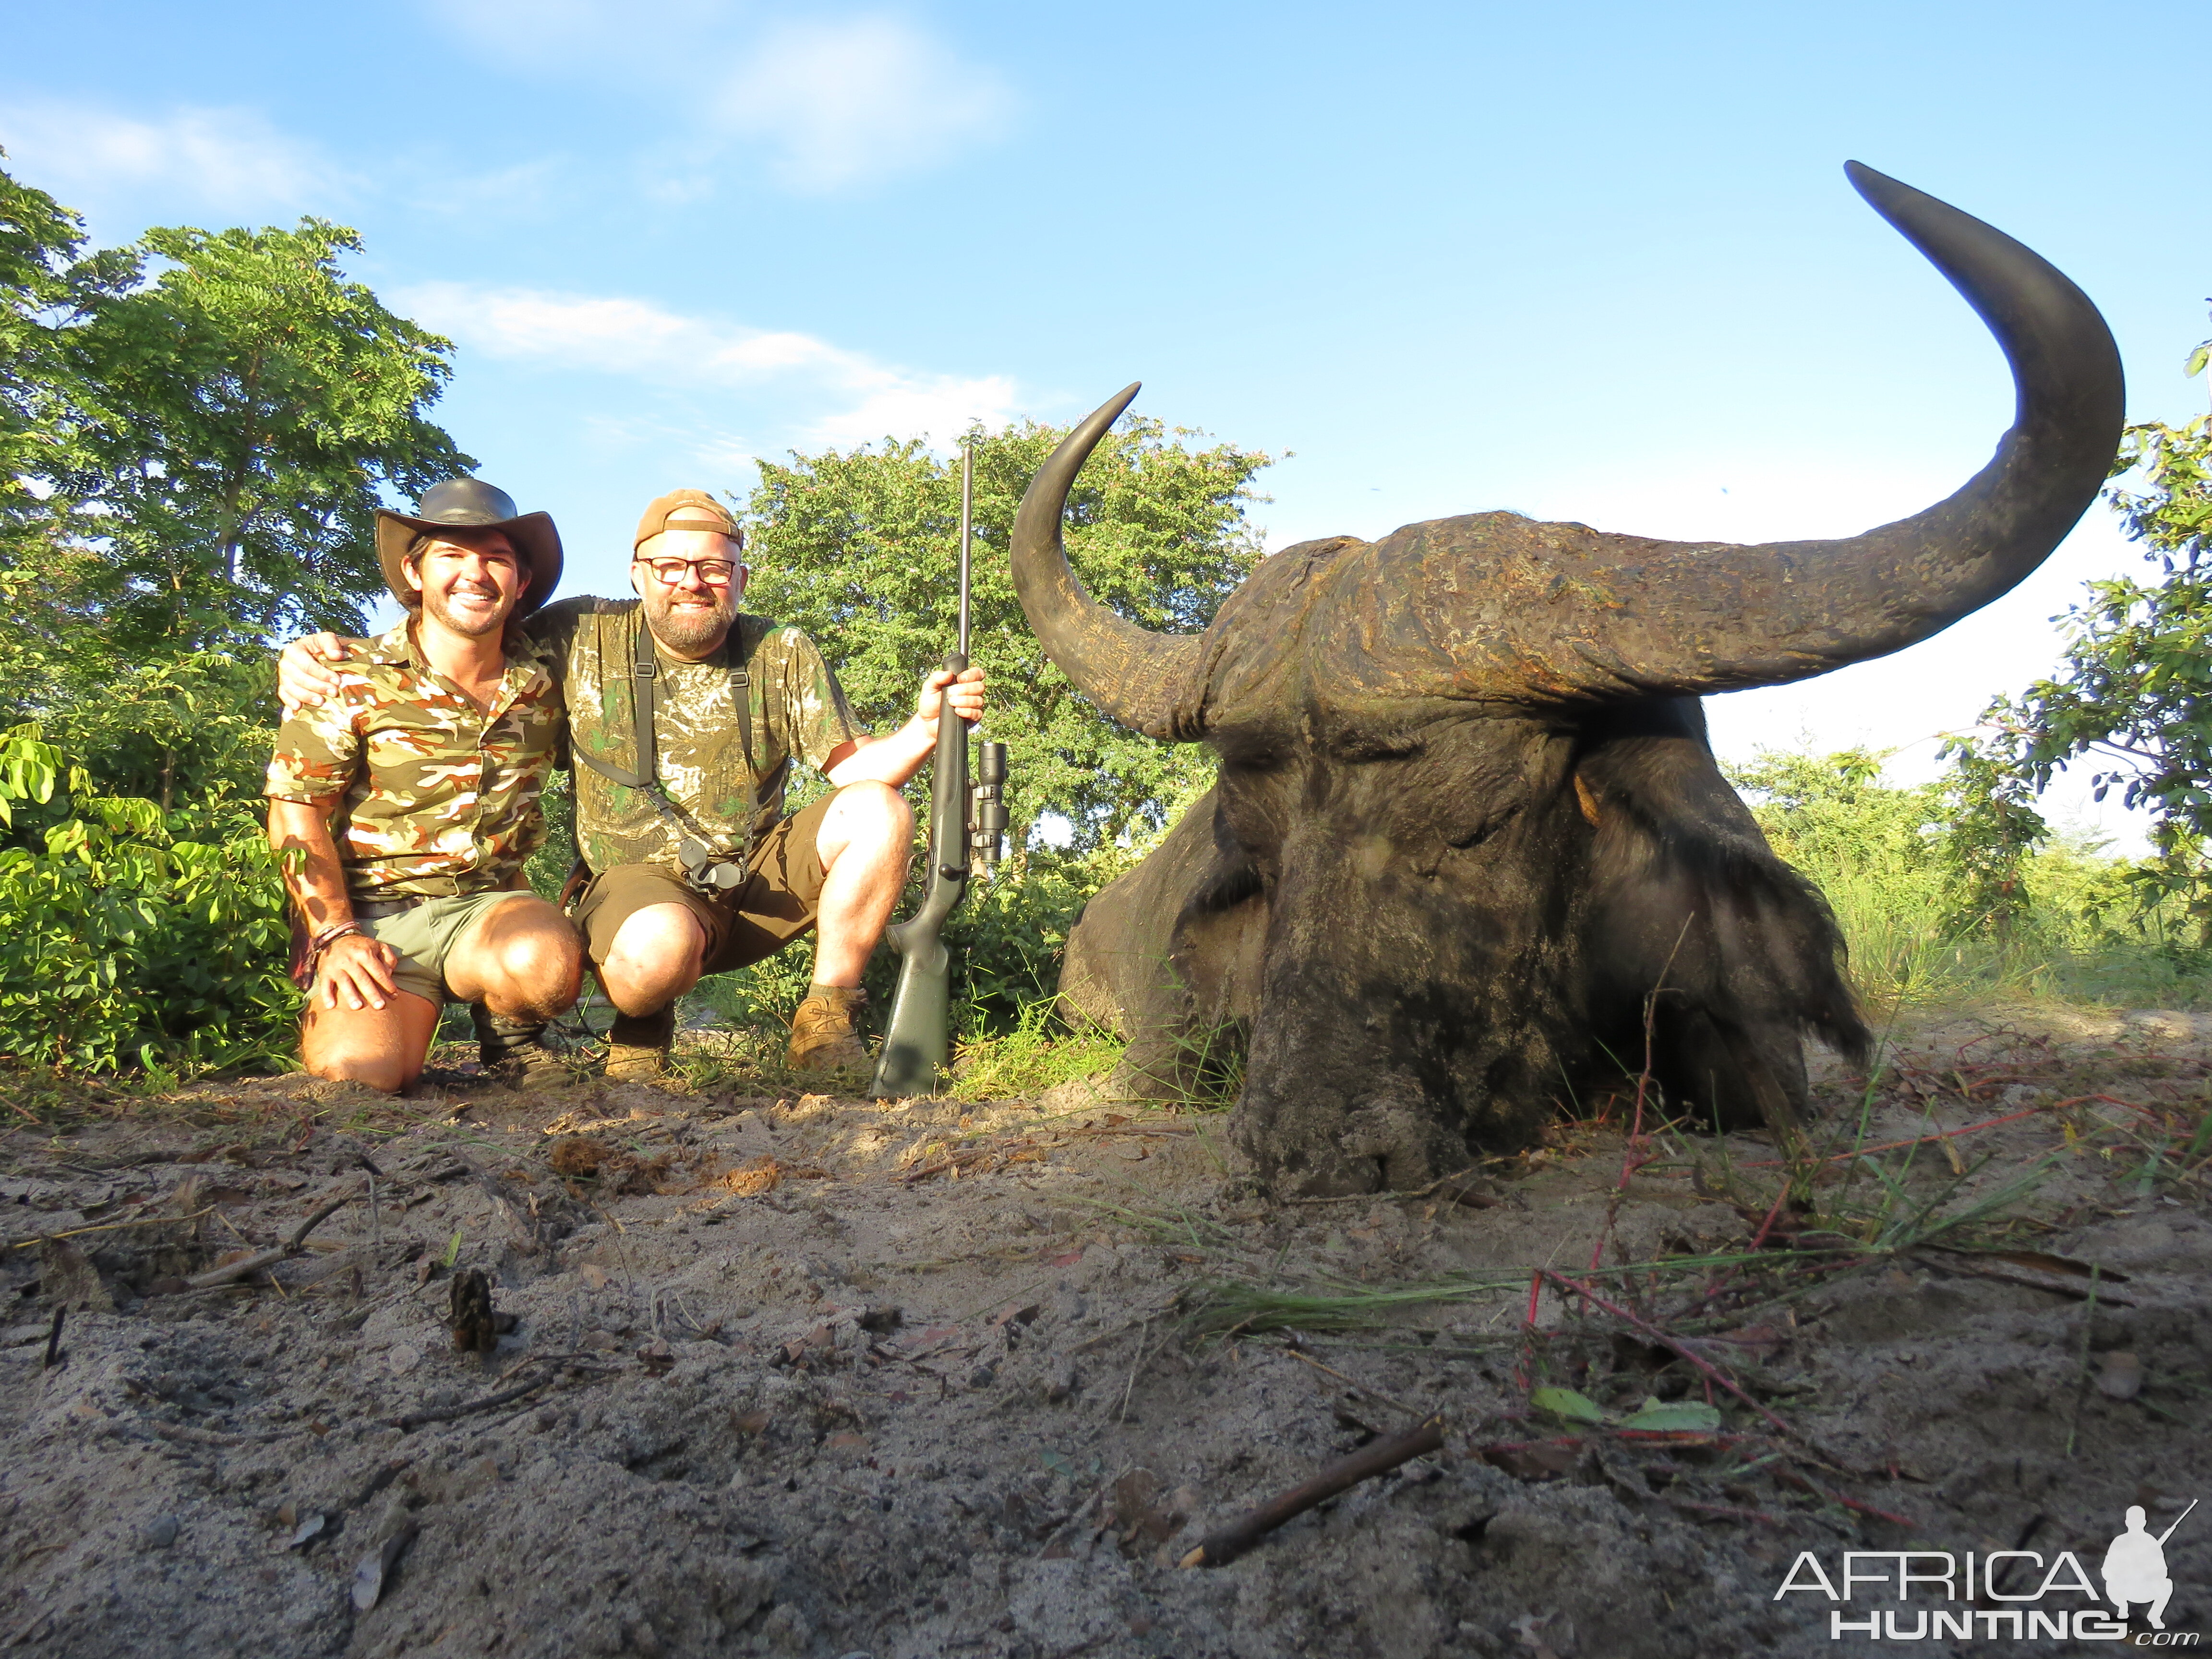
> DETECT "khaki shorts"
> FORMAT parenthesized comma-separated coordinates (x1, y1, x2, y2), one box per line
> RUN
(339, 889, 540, 1007)
(573, 790, 835, 977)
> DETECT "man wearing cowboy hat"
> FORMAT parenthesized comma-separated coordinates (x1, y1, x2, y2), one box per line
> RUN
(265, 478, 583, 1092)
(279, 488, 986, 1083)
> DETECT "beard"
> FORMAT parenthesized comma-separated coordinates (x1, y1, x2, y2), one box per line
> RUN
(642, 584, 737, 653)
(421, 578, 509, 639)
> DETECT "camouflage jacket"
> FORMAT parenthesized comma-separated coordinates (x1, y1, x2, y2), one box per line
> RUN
(528, 597, 859, 877)
(264, 621, 561, 900)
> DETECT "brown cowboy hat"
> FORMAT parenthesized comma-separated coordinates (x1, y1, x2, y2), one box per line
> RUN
(373, 478, 564, 616)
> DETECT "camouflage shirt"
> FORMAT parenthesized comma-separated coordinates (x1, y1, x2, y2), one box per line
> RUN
(528, 597, 859, 877)
(264, 621, 561, 900)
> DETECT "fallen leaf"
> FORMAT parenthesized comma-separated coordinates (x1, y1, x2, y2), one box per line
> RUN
(1040, 1449, 1079, 1479)
(1623, 1398, 1722, 1434)
(1529, 1387, 1607, 1426)
(351, 1525, 418, 1613)
(285, 1514, 325, 1550)
(578, 1264, 611, 1291)
(732, 1408, 771, 1434)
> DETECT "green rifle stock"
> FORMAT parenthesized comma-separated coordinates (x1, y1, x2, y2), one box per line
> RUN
(870, 438, 1007, 1097)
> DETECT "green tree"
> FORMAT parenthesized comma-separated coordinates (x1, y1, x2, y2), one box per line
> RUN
(1943, 330, 2212, 938)
(0, 157, 471, 806)
(42, 216, 471, 647)
(0, 158, 475, 1075)
(0, 159, 131, 560)
(743, 416, 1272, 854)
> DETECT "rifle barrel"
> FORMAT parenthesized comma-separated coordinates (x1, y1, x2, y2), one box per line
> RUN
(957, 435, 973, 660)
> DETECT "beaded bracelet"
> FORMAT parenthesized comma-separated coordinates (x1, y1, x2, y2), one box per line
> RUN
(305, 921, 368, 979)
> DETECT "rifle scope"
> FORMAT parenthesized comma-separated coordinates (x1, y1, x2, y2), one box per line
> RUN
(972, 741, 1008, 870)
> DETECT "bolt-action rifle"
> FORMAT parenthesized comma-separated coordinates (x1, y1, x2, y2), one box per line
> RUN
(869, 437, 1008, 1097)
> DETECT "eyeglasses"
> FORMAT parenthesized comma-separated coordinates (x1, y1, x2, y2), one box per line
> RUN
(636, 557, 741, 586)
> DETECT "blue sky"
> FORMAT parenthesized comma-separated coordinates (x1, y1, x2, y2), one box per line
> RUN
(8, 0, 2208, 846)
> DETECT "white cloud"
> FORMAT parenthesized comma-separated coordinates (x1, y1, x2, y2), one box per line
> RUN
(399, 280, 1017, 446)
(419, 2, 1012, 193)
(0, 98, 342, 216)
(713, 15, 1012, 192)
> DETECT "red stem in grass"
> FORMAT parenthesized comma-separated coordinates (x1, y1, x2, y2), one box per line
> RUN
(1540, 1269, 1807, 1447)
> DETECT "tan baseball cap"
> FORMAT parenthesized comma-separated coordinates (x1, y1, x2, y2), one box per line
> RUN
(634, 489, 743, 552)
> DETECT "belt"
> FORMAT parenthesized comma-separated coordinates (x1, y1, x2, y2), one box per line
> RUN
(351, 893, 434, 921)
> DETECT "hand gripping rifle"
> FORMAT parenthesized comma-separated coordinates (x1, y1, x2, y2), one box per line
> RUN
(868, 437, 1009, 1097)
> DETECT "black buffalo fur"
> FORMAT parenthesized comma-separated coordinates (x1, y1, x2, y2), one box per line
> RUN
(1060, 695, 1870, 1196)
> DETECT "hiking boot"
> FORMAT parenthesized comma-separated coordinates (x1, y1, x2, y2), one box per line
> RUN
(470, 1006, 569, 1092)
(604, 1006, 676, 1083)
(787, 986, 870, 1077)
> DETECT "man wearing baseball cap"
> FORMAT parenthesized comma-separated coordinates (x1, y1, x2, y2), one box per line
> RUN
(281, 487, 985, 1083)
(266, 479, 583, 1091)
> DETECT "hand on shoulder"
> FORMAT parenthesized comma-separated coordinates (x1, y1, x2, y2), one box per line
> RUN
(277, 631, 368, 714)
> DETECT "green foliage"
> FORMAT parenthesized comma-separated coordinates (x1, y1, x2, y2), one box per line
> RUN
(1943, 330, 2212, 939)
(45, 218, 471, 646)
(948, 996, 1124, 1101)
(3, 154, 470, 649)
(0, 155, 470, 1078)
(1729, 745, 2209, 1007)
(0, 726, 296, 1074)
(0, 549, 276, 805)
(0, 158, 132, 546)
(693, 842, 1136, 1046)
(743, 418, 1269, 853)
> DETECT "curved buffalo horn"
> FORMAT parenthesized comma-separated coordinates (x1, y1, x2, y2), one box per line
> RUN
(1532, 161, 2125, 695)
(1008, 382, 1205, 740)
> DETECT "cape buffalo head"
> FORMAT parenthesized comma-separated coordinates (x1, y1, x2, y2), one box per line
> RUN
(1013, 165, 2124, 1197)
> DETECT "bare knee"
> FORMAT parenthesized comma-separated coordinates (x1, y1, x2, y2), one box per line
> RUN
(824, 780, 913, 868)
(493, 924, 583, 1016)
(599, 906, 706, 1007)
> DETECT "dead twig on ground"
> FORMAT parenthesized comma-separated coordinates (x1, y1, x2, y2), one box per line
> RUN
(6, 1206, 216, 1250)
(394, 1365, 563, 1431)
(1118, 1321, 1154, 1424)
(1180, 1416, 1446, 1567)
(182, 1183, 360, 1290)
(1280, 1345, 1420, 1420)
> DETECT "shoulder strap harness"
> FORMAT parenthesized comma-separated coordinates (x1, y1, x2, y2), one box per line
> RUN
(570, 612, 760, 888)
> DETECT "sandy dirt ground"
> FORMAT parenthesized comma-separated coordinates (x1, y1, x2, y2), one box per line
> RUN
(1, 1003, 2208, 1658)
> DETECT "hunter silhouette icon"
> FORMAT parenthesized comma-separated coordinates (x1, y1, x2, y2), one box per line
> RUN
(2104, 1499, 2197, 1629)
